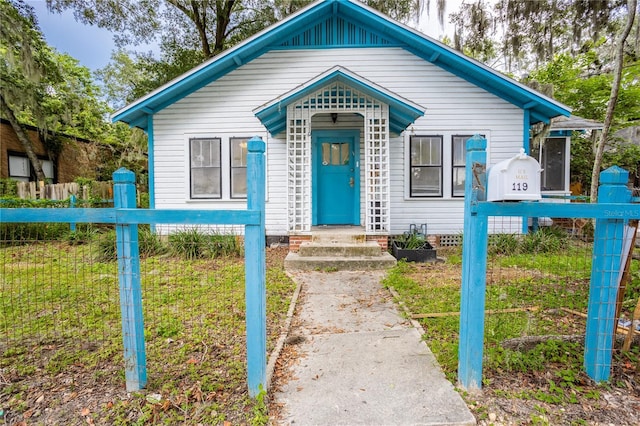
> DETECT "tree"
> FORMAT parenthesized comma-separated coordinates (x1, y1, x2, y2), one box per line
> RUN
(449, 0, 497, 63)
(451, 0, 629, 74)
(590, 0, 637, 202)
(51, 0, 433, 100)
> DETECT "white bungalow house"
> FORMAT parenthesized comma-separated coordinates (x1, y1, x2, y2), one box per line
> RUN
(112, 0, 571, 252)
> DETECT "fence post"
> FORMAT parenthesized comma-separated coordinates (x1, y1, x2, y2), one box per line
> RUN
(584, 166, 631, 382)
(69, 194, 76, 232)
(113, 167, 147, 391)
(458, 135, 489, 390)
(245, 136, 266, 397)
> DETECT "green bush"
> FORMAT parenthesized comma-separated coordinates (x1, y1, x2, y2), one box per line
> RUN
(94, 227, 167, 262)
(63, 225, 99, 245)
(208, 233, 242, 257)
(169, 229, 242, 260)
(488, 233, 519, 255)
(138, 226, 168, 257)
(0, 222, 69, 245)
(487, 228, 569, 256)
(0, 179, 17, 197)
(520, 228, 566, 254)
(169, 228, 209, 259)
(94, 230, 117, 262)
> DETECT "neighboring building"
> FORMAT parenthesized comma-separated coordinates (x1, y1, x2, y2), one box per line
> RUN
(1, 118, 109, 183)
(112, 0, 571, 243)
(532, 115, 604, 196)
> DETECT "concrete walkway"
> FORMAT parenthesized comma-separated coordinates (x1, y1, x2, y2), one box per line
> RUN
(271, 271, 476, 425)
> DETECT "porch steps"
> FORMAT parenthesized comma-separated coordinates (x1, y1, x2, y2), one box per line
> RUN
(284, 229, 396, 271)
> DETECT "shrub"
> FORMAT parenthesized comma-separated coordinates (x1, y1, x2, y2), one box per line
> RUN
(520, 229, 566, 254)
(169, 228, 209, 259)
(169, 229, 242, 260)
(488, 233, 519, 255)
(64, 225, 99, 245)
(94, 230, 117, 262)
(208, 233, 242, 257)
(0, 179, 17, 197)
(138, 226, 167, 257)
(0, 222, 69, 245)
(94, 227, 167, 262)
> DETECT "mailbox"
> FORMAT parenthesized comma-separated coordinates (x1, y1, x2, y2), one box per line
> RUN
(487, 148, 542, 201)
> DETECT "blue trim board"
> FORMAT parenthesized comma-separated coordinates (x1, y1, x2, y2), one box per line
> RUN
(112, 0, 570, 131)
(254, 67, 425, 135)
(146, 115, 155, 210)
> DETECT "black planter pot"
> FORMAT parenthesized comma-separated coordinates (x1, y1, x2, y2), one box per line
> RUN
(391, 239, 437, 262)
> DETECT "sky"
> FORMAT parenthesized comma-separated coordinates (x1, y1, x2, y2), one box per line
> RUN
(27, 0, 466, 73)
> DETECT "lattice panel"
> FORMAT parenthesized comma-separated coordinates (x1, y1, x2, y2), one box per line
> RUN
(296, 82, 378, 113)
(286, 110, 310, 232)
(365, 108, 390, 233)
(287, 81, 390, 233)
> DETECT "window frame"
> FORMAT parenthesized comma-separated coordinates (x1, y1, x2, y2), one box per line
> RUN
(189, 137, 222, 199)
(409, 135, 443, 198)
(7, 151, 55, 182)
(451, 134, 485, 198)
(229, 137, 248, 199)
(532, 136, 569, 192)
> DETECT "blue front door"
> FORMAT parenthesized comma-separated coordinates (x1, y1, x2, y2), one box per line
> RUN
(313, 130, 360, 225)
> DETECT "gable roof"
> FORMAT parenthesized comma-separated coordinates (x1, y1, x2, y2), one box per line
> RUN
(112, 0, 571, 130)
(254, 66, 426, 135)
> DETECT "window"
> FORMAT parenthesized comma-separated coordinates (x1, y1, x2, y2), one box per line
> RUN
(533, 137, 566, 191)
(451, 136, 468, 197)
(8, 154, 54, 182)
(451, 135, 484, 197)
(410, 135, 442, 197)
(230, 137, 248, 198)
(190, 138, 221, 199)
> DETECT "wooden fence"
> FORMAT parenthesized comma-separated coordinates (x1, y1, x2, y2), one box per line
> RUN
(14, 181, 113, 200)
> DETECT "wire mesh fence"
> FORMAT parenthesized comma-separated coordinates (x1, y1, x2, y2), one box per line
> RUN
(0, 221, 295, 424)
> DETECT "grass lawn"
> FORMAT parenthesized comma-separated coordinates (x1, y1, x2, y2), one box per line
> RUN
(384, 237, 640, 425)
(1, 238, 295, 425)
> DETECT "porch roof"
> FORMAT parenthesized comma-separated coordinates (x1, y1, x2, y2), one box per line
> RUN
(111, 0, 571, 130)
(253, 66, 426, 135)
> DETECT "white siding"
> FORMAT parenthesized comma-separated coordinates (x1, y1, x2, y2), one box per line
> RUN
(153, 48, 525, 235)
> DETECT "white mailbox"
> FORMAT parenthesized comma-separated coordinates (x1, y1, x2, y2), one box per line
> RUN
(487, 148, 542, 202)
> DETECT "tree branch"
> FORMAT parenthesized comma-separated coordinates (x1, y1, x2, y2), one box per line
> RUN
(590, 0, 637, 202)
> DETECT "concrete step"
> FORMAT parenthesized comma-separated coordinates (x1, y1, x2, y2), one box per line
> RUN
(311, 233, 367, 244)
(284, 252, 397, 271)
(298, 241, 382, 257)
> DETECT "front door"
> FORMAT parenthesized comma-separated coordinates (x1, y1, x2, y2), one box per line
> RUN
(313, 130, 360, 225)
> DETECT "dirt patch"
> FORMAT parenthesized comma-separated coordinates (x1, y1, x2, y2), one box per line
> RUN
(468, 362, 640, 425)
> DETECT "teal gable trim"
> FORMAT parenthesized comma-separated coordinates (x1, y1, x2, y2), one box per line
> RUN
(146, 115, 155, 210)
(112, 0, 570, 130)
(279, 14, 395, 47)
(254, 66, 425, 135)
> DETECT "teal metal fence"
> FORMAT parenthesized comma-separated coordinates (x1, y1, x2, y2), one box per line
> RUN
(459, 135, 639, 390)
(0, 137, 267, 397)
